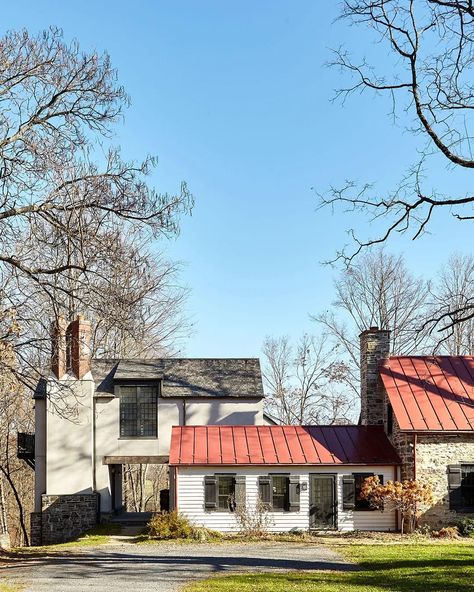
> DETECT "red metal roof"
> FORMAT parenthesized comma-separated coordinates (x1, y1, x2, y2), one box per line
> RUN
(380, 356, 474, 432)
(169, 425, 401, 466)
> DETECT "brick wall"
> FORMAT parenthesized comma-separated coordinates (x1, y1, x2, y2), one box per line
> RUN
(31, 493, 98, 545)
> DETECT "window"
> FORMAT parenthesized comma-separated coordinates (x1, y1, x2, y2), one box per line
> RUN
(271, 475, 289, 510)
(462, 465, 474, 509)
(258, 475, 300, 512)
(449, 464, 474, 511)
(119, 385, 158, 438)
(354, 473, 374, 510)
(343, 473, 384, 511)
(205, 474, 245, 511)
(217, 475, 236, 510)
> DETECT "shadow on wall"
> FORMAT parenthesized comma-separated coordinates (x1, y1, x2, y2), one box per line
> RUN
(185, 401, 258, 426)
(33, 493, 99, 546)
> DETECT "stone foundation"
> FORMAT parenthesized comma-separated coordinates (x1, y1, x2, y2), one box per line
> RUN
(31, 493, 98, 546)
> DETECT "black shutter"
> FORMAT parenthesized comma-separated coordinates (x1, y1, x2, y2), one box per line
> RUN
(235, 475, 246, 509)
(204, 475, 217, 510)
(288, 476, 300, 512)
(342, 475, 355, 510)
(258, 475, 272, 507)
(448, 465, 463, 511)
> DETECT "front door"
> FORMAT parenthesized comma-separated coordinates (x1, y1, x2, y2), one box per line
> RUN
(310, 474, 336, 529)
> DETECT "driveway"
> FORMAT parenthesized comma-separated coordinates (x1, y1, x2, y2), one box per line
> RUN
(1, 541, 355, 592)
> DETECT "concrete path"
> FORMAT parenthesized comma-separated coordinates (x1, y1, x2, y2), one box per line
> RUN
(1, 541, 355, 592)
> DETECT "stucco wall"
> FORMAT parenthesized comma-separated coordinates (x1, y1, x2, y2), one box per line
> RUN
(40, 370, 264, 514)
(46, 374, 95, 495)
(176, 465, 397, 533)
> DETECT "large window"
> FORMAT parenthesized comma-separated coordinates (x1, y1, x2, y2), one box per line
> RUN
(342, 473, 383, 511)
(119, 385, 158, 438)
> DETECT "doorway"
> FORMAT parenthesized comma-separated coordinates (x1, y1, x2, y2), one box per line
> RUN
(309, 474, 337, 529)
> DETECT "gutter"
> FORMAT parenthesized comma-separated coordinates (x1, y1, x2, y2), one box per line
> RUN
(413, 433, 417, 480)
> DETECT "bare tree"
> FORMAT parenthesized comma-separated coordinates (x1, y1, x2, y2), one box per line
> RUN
(320, 0, 474, 333)
(262, 334, 353, 424)
(314, 249, 430, 396)
(0, 28, 192, 386)
(428, 253, 474, 353)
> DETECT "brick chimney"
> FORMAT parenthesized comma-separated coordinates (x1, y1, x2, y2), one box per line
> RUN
(51, 316, 67, 379)
(67, 315, 92, 379)
(360, 327, 390, 425)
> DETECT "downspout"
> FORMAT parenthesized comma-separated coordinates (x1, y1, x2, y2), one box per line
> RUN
(394, 465, 399, 532)
(183, 399, 187, 426)
(413, 433, 417, 480)
(92, 394, 99, 521)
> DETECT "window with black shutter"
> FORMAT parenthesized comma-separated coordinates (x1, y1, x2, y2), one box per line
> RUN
(344, 473, 384, 511)
(119, 385, 158, 438)
(258, 475, 299, 512)
(448, 464, 474, 512)
(205, 474, 240, 512)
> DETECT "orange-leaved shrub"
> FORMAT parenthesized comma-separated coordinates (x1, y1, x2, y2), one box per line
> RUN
(360, 476, 434, 534)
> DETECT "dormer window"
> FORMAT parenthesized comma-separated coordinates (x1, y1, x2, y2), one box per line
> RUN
(119, 385, 158, 438)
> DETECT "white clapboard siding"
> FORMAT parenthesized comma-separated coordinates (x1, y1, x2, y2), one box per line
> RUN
(176, 465, 397, 532)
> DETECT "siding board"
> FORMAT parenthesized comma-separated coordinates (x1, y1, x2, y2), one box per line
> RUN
(177, 465, 396, 532)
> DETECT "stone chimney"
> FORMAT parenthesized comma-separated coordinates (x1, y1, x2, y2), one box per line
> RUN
(51, 316, 67, 379)
(360, 326, 390, 425)
(66, 315, 92, 379)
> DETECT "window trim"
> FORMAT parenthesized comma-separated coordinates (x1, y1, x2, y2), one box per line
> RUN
(118, 383, 159, 439)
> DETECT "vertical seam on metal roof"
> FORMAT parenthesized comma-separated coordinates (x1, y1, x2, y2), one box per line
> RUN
(294, 426, 308, 463)
(442, 357, 472, 429)
(390, 358, 418, 430)
(319, 426, 341, 464)
(422, 357, 458, 430)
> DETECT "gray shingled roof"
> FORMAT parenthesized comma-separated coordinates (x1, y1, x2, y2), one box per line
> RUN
(91, 358, 264, 398)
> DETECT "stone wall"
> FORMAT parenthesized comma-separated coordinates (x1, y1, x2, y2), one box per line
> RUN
(31, 493, 98, 545)
(360, 328, 390, 426)
(30, 512, 42, 546)
(385, 397, 414, 480)
(416, 434, 474, 528)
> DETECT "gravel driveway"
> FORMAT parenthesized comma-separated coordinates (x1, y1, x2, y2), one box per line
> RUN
(1, 541, 355, 592)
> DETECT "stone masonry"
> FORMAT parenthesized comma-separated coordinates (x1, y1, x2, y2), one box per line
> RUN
(416, 434, 474, 528)
(32, 493, 98, 545)
(359, 327, 390, 426)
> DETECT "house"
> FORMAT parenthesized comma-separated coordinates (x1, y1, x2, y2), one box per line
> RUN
(169, 424, 400, 532)
(363, 328, 474, 527)
(30, 316, 270, 544)
(28, 319, 474, 544)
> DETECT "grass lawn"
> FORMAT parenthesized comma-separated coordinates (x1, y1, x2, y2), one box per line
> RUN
(184, 541, 474, 592)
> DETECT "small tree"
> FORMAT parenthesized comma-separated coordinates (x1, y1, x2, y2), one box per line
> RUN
(233, 495, 273, 538)
(361, 476, 434, 534)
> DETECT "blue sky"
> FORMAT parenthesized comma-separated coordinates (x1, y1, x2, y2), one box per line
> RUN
(3, 2, 473, 357)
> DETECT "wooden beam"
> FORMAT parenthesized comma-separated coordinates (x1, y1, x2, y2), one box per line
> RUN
(103, 455, 169, 465)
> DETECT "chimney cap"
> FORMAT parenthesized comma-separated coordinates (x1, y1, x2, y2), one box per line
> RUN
(359, 326, 391, 337)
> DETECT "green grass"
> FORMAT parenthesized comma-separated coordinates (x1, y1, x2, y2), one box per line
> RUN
(184, 542, 474, 592)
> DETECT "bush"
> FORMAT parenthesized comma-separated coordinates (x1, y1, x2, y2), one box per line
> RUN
(457, 517, 474, 537)
(431, 526, 459, 539)
(147, 511, 220, 541)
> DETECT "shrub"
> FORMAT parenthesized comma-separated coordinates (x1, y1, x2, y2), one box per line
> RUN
(360, 476, 434, 534)
(457, 517, 474, 537)
(147, 511, 220, 541)
(431, 526, 459, 539)
(233, 495, 274, 537)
